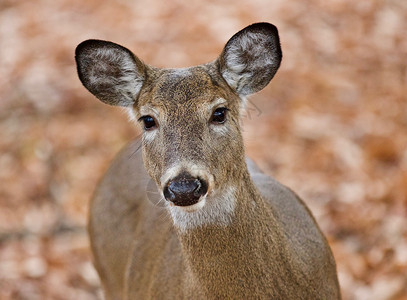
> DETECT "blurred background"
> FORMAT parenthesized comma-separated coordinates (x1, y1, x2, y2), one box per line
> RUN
(0, 0, 406, 299)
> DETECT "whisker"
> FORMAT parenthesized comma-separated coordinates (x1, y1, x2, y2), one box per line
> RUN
(128, 135, 143, 159)
(156, 197, 166, 206)
(158, 210, 171, 223)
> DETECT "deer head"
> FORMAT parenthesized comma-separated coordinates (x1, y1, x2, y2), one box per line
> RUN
(75, 23, 281, 225)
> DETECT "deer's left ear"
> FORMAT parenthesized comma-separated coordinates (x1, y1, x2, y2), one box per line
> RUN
(218, 23, 282, 97)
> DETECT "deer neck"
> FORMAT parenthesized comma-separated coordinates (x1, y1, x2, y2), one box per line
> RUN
(170, 167, 292, 298)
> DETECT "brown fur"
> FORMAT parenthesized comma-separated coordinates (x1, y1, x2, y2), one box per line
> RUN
(76, 23, 340, 299)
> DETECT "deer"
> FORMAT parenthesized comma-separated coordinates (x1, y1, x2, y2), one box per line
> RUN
(75, 22, 340, 299)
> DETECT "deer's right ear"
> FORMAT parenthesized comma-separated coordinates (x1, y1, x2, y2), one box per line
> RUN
(75, 40, 145, 107)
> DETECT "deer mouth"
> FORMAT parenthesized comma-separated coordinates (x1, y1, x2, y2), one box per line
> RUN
(175, 197, 207, 212)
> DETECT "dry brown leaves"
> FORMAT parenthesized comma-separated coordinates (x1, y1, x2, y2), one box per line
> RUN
(0, 0, 406, 299)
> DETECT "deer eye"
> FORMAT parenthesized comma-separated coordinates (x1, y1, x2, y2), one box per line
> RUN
(211, 107, 228, 124)
(138, 115, 157, 130)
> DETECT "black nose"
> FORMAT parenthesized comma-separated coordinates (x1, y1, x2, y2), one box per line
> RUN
(163, 173, 208, 206)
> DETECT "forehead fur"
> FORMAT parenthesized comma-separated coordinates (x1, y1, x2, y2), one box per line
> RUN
(138, 65, 235, 108)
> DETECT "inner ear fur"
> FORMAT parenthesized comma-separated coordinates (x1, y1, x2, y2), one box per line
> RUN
(218, 22, 282, 97)
(75, 40, 145, 107)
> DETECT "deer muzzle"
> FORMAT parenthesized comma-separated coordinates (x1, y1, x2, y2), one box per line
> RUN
(163, 173, 208, 207)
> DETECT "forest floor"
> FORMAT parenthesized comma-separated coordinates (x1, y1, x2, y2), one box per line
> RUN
(0, 0, 406, 299)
